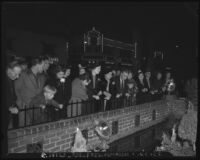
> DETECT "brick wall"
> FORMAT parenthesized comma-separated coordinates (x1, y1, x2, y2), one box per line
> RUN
(7, 99, 186, 153)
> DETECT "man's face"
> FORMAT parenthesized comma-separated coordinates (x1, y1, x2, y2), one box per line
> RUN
(94, 66, 101, 74)
(138, 73, 144, 80)
(128, 83, 134, 89)
(122, 72, 128, 80)
(21, 64, 28, 70)
(145, 72, 151, 79)
(7, 66, 22, 80)
(43, 60, 50, 72)
(105, 72, 113, 80)
(128, 72, 133, 80)
(44, 91, 54, 100)
(37, 62, 45, 73)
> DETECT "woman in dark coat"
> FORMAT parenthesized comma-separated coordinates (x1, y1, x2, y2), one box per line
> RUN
(100, 68, 116, 111)
(47, 64, 72, 119)
(135, 70, 148, 104)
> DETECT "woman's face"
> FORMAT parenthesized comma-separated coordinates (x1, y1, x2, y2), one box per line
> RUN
(56, 71, 65, 79)
(65, 69, 71, 77)
(105, 72, 112, 80)
(44, 91, 54, 100)
(138, 73, 144, 80)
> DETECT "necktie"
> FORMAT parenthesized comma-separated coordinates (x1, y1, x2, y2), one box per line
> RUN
(93, 76, 96, 88)
(147, 79, 150, 88)
(106, 81, 110, 91)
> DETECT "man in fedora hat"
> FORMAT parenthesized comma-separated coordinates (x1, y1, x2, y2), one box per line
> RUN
(87, 62, 102, 113)
(100, 67, 116, 111)
(144, 68, 154, 102)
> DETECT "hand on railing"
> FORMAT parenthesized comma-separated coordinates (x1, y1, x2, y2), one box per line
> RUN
(150, 90, 155, 95)
(39, 104, 46, 109)
(104, 96, 111, 100)
(125, 93, 130, 97)
(97, 91, 102, 96)
(93, 95, 100, 100)
(9, 106, 19, 114)
(142, 88, 148, 93)
(116, 93, 122, 98)
(59, 104, 63, 109)
(104, 92, 112, 100)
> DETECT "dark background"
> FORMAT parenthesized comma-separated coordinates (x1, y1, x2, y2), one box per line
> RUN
(2, 1, 198, 78)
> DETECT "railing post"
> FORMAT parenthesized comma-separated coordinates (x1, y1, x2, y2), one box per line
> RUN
(24, 104, 26, 127)
(84, 100, 88, 115)
(32, 105, 34, 125)
(71, 101, 73, 118)
(76, 100, 78, 117)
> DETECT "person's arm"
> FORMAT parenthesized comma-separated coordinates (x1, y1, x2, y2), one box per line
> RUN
(49, 99, 61, 109)
(14, 72, 25, 107)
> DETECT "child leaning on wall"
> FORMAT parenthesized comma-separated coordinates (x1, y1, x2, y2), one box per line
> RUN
(29, 85, 63, 124)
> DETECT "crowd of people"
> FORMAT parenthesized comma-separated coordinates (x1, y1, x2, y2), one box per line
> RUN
(6, 54, 176, 129)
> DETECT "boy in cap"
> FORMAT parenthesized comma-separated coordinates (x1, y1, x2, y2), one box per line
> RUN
(136, 69, 148, 104)
(29, 85, 63, 123)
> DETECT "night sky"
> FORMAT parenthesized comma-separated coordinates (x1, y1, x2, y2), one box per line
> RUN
(2, 1, 198, 77)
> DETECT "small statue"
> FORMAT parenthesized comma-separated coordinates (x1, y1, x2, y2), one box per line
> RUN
(71, 128, 87, 152)
(178, 101, 197, 152)
(94, 120, 110, 151)
(171, 124, 177, 143)
(161, 132, 171, 146)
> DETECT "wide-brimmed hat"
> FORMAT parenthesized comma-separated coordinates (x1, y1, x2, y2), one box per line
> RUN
(165, 67, 172, 71)
(145, 67, 151, 73)
(102, 67, 112, 75)
(88, 61, 101, 69)
(78, 63, 87, 69)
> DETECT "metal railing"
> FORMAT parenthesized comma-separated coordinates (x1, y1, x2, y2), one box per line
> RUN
(8, 94, 164, 130)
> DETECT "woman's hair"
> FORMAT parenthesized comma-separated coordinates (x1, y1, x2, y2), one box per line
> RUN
(30, 56, 44, 67)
